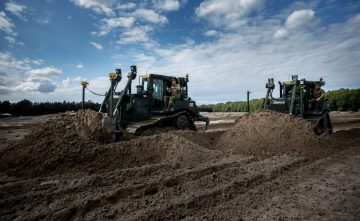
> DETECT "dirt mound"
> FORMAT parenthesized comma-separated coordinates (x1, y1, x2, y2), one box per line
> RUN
(0, 110, 105, 177)
(1, 111, 360, 220)
(1, 110, 355, 178)
(0, 110, 220, 177)
(107, 133, 221, 169)
(214, 111, 323, 157)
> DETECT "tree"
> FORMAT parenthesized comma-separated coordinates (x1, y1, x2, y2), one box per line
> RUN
(0, 100, 11, 113)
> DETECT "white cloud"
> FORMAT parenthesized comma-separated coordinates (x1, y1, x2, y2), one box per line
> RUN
(0, 53, 63, 96)
(76, 63, 83, 69)
(62, 77, 70, 87)
(135, 14, 360, 103)
(73, 76, 82, 82)
(59, 76, 84, 89)
(18, 66, 61, 93)
(116, 26, 152, 44)
(0, 52, 31, 74)
(5, 1, 27, 21)
(15, 77, 57, 93)
(0, 11, 15, 34)
(75, 1, 173, 45)
(96, 16, 135, 35)
(341, 13, 360, 33)
(26, 67, 62, 78)
(70, 0, 114, 16)
(36, 17, 51, 24)
(204, 29, 218, 37)
(274, 28, 288, 39)
(133, 53, 156, 64)
(117, 2, 136, 10)
(24, 58, 44, 65)
(104, 17, 135, 28)
(2, 2, 359, 103)
(285, 9, 315, 29)
(89, 41, 103, 50)
(4, 36, 24, 46)
(0, 53, 61, 94)
(87, 76, 109, 92)
(274, 9, 316, 39)
(153, 0, 180, 11)
(4, 36, 16, 44)
(56, 76, 109, 101)
(132, 8, 168, 24)
(195, 0, 264, 29)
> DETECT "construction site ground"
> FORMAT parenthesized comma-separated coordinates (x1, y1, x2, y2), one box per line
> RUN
(0, 111, 359, 220)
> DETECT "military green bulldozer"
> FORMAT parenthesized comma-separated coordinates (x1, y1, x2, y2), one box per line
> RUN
(263, 75, 332, 136)
(99, 65, 209, 140)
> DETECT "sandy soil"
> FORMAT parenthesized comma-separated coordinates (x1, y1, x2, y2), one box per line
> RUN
(0, 115, 50, 150)
(0, 110, 360, 220)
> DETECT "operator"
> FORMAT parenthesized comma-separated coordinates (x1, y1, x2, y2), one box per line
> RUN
(164, 78, 181, 111)
(311, 83, 325, 112)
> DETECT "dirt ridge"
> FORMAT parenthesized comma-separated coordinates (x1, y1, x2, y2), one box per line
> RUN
(1, 110, 360, 220)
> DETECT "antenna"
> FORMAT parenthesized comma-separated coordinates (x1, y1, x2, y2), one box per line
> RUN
(145, 62, 155, 74)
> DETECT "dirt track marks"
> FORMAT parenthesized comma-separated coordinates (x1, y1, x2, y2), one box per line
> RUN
(123, 155, 305, 221)
(195, 146, 360, 221)
(1, 155, 304, 220)
(1, 112, 360, 220)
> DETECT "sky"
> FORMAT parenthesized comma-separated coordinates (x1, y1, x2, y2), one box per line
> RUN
(0, 0, 359, 104)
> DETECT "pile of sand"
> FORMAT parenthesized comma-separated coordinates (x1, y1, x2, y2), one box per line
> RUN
(214, 111, 323, 157)
(0, 110, 220, 177)
(106, 133, 221, 169)
(2, 110, 347, 178)
(0, 110, 106, 177)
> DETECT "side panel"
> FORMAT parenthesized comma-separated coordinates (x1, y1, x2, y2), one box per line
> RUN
(173, 100, 189, 109)
(123, 96, 151, 122)
(268, 98, 288, 113)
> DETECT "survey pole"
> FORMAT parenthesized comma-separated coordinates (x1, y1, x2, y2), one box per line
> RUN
(247, 90, 251, 112)
(81, 81, 89, 110)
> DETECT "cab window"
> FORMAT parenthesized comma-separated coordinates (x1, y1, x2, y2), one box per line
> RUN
(152, 78, 163, 100)
(142, 79, 148, 92)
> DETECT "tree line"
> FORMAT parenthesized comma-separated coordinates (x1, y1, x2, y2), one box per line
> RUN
(326, 88, 360, 111)
(0, 100, 100, 116)
(198, 99, 264, 112)
(0, 88, 359, 116)
(198, 88, 360, 112)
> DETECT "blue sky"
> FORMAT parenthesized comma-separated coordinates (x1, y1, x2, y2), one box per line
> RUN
(0, 0, 359, 104)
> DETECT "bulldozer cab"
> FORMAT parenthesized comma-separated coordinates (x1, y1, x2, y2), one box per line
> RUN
(140, 74, 189, 111)
(280, 77, 327, 114)
(263, 75, 332, 135)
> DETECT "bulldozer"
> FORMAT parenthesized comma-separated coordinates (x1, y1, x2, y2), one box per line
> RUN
(99, 65, 209, 140)
(263, 75, 332, 136)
